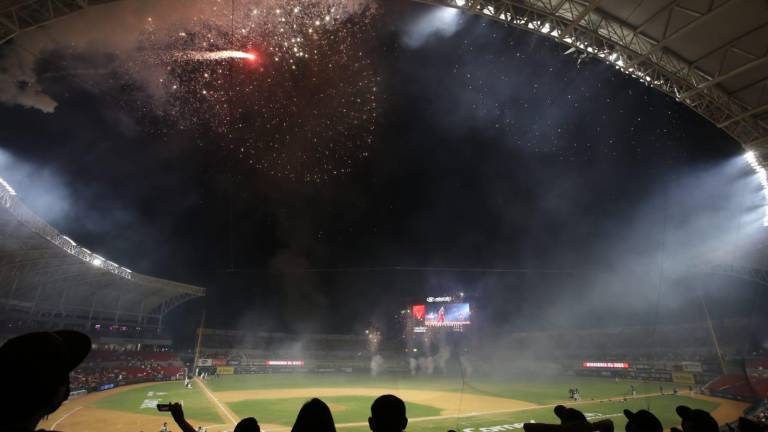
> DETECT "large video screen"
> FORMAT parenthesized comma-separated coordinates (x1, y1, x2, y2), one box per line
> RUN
(416, 303, 470, 326)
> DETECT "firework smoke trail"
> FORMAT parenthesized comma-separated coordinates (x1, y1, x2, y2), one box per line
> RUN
(130, 0, 379, 183)
(175, 50, 257, 61)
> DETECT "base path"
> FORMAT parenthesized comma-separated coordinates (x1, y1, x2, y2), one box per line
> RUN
(196, 377, 241, 426)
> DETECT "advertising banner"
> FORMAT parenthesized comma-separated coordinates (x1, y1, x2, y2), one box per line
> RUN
(582, 362, 630, 369)
(681, 362, 703, 372)
(97, 383, 117, 391)
(197, 358, 212, 366)
(672, 372, 696, 384)
(217, 366, 235, 375)
(227, 359, 241, 366)
(212, 358, 227, 366)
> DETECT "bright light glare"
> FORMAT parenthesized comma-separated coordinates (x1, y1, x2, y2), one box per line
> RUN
(0, 177, 17, 195)
(743, 151, 768, 226)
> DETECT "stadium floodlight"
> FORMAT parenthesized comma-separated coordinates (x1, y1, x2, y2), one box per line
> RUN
(92, 254, 105, 267)
(454, 0, 466, 6)
(743, 151, 768, 226)
(61, 235, 77, 246)
(0, 177, 17, 195)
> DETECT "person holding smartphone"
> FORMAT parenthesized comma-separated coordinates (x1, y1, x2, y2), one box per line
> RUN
(159, 403, 260, 432)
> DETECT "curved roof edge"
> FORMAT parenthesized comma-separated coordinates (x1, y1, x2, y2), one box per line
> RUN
(0, 178, 205, 296)
(0, 176, 205, 298)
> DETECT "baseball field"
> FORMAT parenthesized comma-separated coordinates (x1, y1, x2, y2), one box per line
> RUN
(39, 374, 748, 432)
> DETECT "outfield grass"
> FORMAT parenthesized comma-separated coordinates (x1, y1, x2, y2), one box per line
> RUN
(91, 381, 223, 424)
(228, 395, 442, 426)
(203, 373, 466, 393)
(205, 374, 674, 405)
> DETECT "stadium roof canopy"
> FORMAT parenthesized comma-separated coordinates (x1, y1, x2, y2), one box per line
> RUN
(1, 0, 767, 156)
(415, 0, 768, 158)
(0, 178, 205, 330)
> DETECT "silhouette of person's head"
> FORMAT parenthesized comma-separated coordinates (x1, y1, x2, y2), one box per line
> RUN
(673, 406, 719, 432)
(234, 417, 261, 432)
(0, 331, 91, 431)
(554, 405, 587, 425)
(292, 398, 336, 432)
(624, 409, 662, 432)
(369, 395, 408, 432)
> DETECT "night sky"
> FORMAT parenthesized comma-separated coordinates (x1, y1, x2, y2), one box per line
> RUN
(0, 0, 761, 342)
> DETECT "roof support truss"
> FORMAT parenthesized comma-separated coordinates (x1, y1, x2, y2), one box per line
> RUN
(414, 0, 768, 156)
(0, 0, 118, 44)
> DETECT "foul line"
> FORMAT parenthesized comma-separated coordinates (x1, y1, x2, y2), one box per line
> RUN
(51, 406, 83, 429)
(196, 378, 239, 426)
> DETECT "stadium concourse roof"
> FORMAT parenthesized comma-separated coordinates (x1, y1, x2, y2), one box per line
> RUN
(1, 1, 767, 159)
(0, 178, 205, 329)
(415, 0, 768, 159)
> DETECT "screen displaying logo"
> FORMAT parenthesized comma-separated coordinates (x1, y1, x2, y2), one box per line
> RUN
(412, 304, 426, 320)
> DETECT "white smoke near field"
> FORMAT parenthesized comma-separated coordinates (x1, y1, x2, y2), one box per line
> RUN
(435, 345, 450, 375)
(408, 357, 418, 375)
(370, 354, 384, 376)
(459, 355, 472, 378)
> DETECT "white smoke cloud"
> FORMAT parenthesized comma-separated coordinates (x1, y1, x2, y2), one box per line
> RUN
(0, 0, 183, 112)
(0, 47, 58, 112)
(401, 6, 463, 49)
(0, 147, 72, 223)
(0, 0, 376, 112)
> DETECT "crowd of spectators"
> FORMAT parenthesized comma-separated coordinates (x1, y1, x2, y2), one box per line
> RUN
(69, 349, 185, 391)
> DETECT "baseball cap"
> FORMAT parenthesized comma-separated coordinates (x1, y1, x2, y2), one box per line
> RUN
(624, 409, 662, 432)
(554, 405, 589, 424)
(0, 330, 91, 387)
(675, 406, 719, 432)
(234, 417, 260, 432)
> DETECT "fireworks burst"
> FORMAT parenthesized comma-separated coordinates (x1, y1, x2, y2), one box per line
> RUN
(135, 0, 379, 182)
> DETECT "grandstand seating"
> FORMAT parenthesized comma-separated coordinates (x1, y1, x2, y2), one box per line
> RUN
(704, 364, 768, 402)
(70, 350, 185, 392)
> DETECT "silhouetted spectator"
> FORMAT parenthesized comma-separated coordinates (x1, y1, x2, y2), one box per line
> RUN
(0, 331, 91, 432)
(369, 395, 408, 432)
(624, 409, 662, 432)
(525, 406, 613, 432)
(554, 405, 588, 424)
(671, 406, 719, 432)
(168, 403, 195, 432)
(292, 398, 336, 432)
(235, 417, 261, 432)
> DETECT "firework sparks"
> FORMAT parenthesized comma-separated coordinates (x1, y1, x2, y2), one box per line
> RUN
(129, 0, 379, 183)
